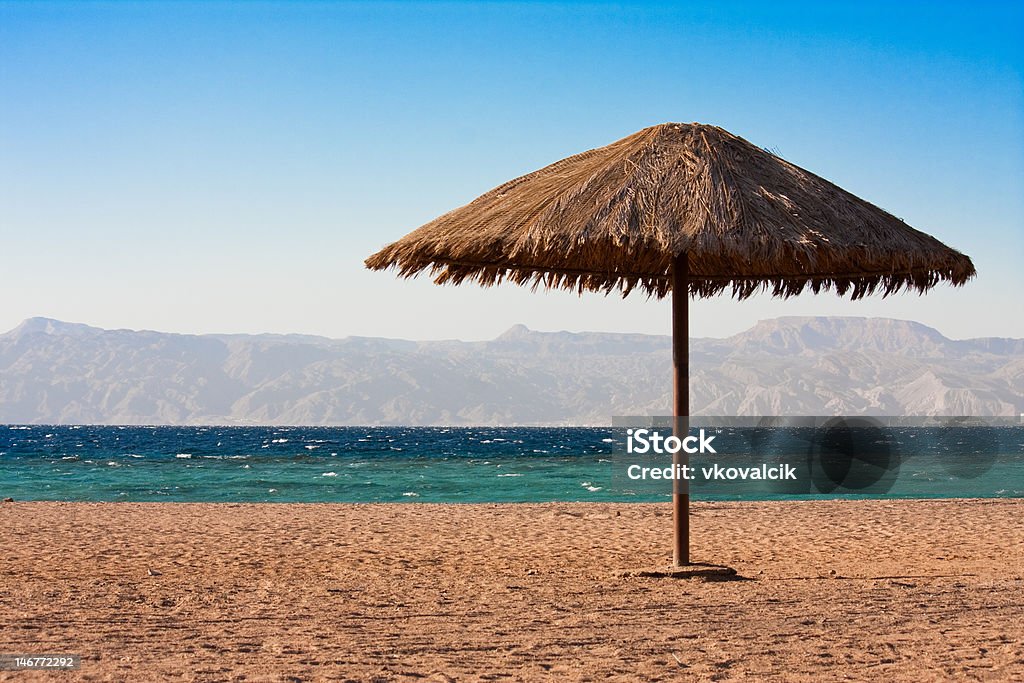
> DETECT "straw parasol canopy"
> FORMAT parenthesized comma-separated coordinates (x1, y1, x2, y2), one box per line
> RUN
(365, 122, 975, 567)
(366, 123, 974, 299)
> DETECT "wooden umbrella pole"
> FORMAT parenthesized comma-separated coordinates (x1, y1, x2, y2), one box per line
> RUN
(672, 253, 690, 566)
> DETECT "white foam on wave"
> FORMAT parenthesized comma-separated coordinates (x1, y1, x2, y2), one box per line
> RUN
(402, 491, 420, 497)
(322, 472, 338, 477)
(175, 453, 192, 459)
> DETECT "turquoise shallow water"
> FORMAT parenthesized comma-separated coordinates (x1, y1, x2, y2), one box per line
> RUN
(1, 425, 1022, 502)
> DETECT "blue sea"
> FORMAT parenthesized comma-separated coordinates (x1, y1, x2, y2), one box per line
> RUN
(1, 425, 1022, 503)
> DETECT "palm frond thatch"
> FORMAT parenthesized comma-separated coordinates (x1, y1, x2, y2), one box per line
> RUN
(365, 123, 975, 300)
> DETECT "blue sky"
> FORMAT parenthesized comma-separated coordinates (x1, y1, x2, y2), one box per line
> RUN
(1, 1, 1021, 340)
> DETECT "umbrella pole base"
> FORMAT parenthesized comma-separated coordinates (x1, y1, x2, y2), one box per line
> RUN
(618, 564, 741, 582)
(672, 490, 689, 566)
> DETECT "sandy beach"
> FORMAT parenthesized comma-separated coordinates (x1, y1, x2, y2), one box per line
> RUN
(1, 499, 1021, 681)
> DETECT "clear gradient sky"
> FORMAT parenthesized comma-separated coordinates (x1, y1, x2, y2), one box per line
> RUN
(1, 1, 1022, 341)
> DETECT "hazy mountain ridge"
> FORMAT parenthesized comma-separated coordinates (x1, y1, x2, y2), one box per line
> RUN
(0, 316, 1020, 425)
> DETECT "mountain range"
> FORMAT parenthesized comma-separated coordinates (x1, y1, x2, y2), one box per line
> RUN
(1, 316, 1021, 425)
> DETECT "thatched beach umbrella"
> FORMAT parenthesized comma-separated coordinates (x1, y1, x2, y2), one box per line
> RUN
(365, 123, 975, 566)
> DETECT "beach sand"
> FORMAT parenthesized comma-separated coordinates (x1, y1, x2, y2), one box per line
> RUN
(1, 499, 1021, 681)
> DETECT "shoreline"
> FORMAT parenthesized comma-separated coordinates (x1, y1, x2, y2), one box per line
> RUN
(4, 495, 1022, 503)
(2, 499, 1022, 680)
